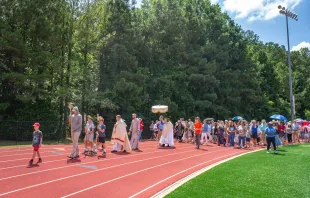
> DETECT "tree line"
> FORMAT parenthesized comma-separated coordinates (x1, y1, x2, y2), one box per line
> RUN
(1, 0, 310, 139)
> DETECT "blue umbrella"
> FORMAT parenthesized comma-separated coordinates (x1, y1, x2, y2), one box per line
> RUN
(232, 116, 244, 121)
(269, 114, 287, 121)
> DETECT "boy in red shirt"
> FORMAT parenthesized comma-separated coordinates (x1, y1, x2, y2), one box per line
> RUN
(194, 117, 202, 149)
(29, 123, 43, 165)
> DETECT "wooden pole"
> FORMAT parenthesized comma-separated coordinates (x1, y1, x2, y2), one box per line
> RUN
(68, 103, 74, 141)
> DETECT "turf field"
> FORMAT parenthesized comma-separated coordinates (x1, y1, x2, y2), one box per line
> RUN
(166, 144, 310, 198)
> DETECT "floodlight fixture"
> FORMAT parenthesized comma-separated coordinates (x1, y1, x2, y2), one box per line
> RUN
(278, 5, 298, 21)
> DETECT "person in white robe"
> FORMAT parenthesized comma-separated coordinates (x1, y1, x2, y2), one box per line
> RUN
(159, 118, 174, 147)
(111, 115, 131, 153)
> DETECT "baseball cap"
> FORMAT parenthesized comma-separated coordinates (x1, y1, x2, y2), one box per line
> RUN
(33, 123, 40, 127)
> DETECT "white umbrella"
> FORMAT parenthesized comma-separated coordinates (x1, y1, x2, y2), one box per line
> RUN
(152, 105, 168, 114)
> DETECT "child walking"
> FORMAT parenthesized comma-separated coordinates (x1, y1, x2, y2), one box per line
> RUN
(29, 123, 43, 165)
(83, 115, 95, 154)
(97, 116, 107, 156)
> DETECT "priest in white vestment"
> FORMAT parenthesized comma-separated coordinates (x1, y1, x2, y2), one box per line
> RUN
(159, 118, 174, 147)
(111, 115, 132, 153)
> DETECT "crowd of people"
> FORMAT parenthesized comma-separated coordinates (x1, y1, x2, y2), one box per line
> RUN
(28, 106, 310, 164)
(150, 117, 310, 153)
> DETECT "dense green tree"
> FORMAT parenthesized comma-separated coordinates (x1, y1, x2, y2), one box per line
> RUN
(1, 0, 310, 139)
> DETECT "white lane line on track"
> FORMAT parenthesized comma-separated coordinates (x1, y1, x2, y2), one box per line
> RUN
(0, 144, 150, 158)
(0, 142, 157, 154)
(0, 143, 170, 163)
(0, 141, 157, 152)
(0, 148, 227, 197)
(0, 145, 71, 153)
(0, 144, 198, 180)
(60, 148, 230, 198)
(129, 151, 244, 198)
(0, 150, 68, 158)
(0, 144, 195, 171)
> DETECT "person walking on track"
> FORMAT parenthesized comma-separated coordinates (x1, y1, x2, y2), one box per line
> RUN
(68, 106, 82, 159)
(129, 113, 140, 150)
(111, 115, 131, 153)
(157, 116, 165, 145)
(194, 117, 202, 149)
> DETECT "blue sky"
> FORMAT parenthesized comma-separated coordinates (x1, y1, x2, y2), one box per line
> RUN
(136, 0, 310, 51)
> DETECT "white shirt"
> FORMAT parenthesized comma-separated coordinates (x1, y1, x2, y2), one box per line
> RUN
(86, 122, 94, 134)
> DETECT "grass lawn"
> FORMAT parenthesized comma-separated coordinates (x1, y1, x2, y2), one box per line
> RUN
(166, 144, 310, 198)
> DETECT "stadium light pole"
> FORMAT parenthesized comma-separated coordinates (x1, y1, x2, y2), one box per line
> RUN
(278, 5, 298, 122)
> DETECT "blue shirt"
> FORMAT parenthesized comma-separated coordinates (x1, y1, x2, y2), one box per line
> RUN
(293, 124, 300, 131)
(251, 125, 258, 133)
(265, 126, 277, 137)
(98, 124, 106, 138)
(32, 130, 43, 146)
(229, 126, 236, 133)
(157, 121, 164, 130)
(202, 124, 208, 133)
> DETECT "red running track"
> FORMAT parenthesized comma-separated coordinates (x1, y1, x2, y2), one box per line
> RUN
(0, 141, 261, 198)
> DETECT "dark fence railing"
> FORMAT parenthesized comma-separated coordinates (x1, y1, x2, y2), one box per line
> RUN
(0, 120, 154, 144)
(0, 121, 61, 143)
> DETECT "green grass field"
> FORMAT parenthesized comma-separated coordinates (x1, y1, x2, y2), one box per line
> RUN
(166, 144, 310, 198)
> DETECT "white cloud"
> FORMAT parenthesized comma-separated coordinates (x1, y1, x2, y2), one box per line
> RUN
(222, 0, 302, 21)
(291, 42, 310, 51)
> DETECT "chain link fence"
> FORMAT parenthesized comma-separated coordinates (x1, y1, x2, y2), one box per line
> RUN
(0, 120, 154, 145)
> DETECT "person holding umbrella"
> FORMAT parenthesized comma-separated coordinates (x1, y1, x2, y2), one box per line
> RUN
(265, 122, 278, 154)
